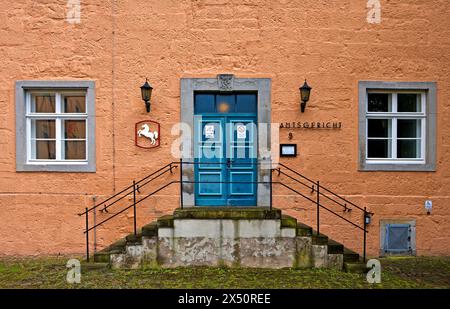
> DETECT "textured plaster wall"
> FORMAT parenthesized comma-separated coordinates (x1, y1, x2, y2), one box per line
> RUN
(0, 0, 449, 257)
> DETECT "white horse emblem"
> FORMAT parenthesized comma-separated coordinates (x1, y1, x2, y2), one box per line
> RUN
(137, 124, 159, 145)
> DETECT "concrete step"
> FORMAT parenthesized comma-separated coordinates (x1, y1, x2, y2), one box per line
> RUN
(173, 207, 281, 220)
(327, 239, 344, 254)
(281, 214, 297, 228)
(94, 244, 129, 263)
(93, 229, 144, 263)
(296, 222, 313, 236)
(343, 248, 361, 263)
(93, 251, 111, 263)
(89, 209, 365, 271)
(311, 232, 329, 245)
(99, 238, 127, 254)
(344, 262, 369, 273)
(125, 231, 142, 244)
(157, 215, 174, 228)
(142, 221, 158, 237)
(80, 262, 109, 272)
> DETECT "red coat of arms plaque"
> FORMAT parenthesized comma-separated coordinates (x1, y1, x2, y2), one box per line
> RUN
(135, 120, 161, 149)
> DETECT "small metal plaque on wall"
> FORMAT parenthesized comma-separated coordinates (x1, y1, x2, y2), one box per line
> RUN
(135, 120, 161, 149)
(280, 144, 297, 157)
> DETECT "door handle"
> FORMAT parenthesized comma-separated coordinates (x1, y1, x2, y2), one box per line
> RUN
(226, 158, 233, 168)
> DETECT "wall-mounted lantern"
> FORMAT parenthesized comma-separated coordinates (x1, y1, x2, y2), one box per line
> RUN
(140, 78, 153, 112)
(299, 79, 312, 113)
(425, 200, 432, 215)
(365, 212, 372, 225)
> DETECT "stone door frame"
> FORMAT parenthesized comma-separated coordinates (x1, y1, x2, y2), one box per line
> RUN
(180, 75, 272, 207)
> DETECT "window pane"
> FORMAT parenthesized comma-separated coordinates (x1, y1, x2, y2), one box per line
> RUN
(368, 93, 391, 112)
(398, 119, 421, 138)
(194, 94, 215, 114)
(398, 140, 421, 158)
(368, 119, 391, 138)
(64, 95, 86, 113)
(64, 120, 86, 139)
(216, 95, 235, 113)
(236, 94, 257, 113)
(31, 95, 55, 113)
(368, 139, 391, 158)
(65, 141, 86, 160)
(34, 140, 56, 159)
(33, 120, 55, 139)
(398, 93, 421, 112)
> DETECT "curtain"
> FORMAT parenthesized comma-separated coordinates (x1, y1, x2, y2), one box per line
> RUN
(64, 120, 86, 160)
(34, 95, 55, 113)
(34, 120, 55, 159)
(64, 96, 85, 113)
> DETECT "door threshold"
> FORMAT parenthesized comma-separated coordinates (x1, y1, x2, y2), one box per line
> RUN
(174, 207, 281, 220)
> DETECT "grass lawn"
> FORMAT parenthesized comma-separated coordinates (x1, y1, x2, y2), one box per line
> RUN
(0, 256, 449, 289)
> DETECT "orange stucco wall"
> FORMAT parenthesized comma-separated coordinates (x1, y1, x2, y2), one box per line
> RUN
(0, 0, 449, 257)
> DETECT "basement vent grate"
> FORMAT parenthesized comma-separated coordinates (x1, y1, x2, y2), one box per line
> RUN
(385, 224, 412, 253)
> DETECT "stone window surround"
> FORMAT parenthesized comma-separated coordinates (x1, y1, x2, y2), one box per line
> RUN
(15, 80, 96, 172)
(379, 219, 416, 257)
(358, 81, 437, 171)
(180, 75, 271, 207)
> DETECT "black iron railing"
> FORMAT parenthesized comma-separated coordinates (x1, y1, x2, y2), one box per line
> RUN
(78, 162, 179, 261)
(273, 163, 372, 261)
(79, 160, 372, 262)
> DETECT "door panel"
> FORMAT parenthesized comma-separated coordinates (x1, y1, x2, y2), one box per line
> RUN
(194, 93, 257, 206)
(194, 116, 227, 205)
(227, 117, 257, 205)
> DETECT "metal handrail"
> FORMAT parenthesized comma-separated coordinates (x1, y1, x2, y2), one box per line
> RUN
(84, 180, 178, 234)
(80, 159, 370, 262)
(98, 165, 177, 214)
(273, 163, 370, 261)
(83, 180, 366, 233)
(275, 168, 353, 212)
(278, 162, 366, 212)
(78, 162, 178, 216)
(277, 182, 365, 231)
(85, 180, 281, 234)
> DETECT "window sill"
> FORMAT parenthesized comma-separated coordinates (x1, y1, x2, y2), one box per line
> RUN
(16, 162, 95, 173)
(27, 160, 88, 165)
(366, 159, 425, 164)
(359, 161, 435, 172)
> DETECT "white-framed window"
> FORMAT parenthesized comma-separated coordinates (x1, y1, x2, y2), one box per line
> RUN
(16, 80, 96, 172)
(358, 81, 436, 172)
(26, 91, 88, 163)
(366, 91, 426, 163)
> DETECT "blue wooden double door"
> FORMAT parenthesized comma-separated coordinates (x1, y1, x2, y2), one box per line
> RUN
(194, 92, 257, 206)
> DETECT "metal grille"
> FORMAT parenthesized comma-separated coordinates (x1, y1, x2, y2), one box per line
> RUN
(386, 224, 411, 252)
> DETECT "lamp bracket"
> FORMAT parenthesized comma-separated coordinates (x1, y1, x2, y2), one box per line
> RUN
(301, 101, 306, 113)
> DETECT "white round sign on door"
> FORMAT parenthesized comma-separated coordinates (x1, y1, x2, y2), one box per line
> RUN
(237, 125, 246, 139)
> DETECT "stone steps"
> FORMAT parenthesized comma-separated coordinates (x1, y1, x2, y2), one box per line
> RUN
(311, 232, 329, 245)
(342, 248, 368, 273)
(296, 222, 313, 236)
(142, 222, 158, 236)
(91, 208, 366, 272)
(157, 215, 174, 228)
(344, 262, 370, 273)
(94, 232, 137, 263)
(271, 216, 366, 271)
(281, 214, 297, 228)
(343, 248, 361, 263)
(173, 207, 281, 220)
(327, 239, 344, 254)
(80, 262, 109, 272)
